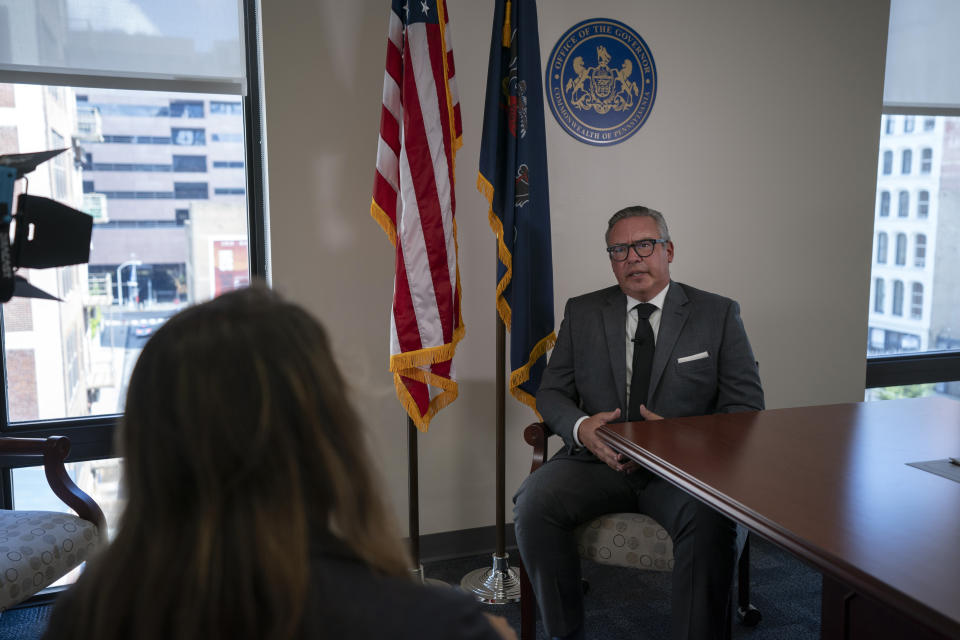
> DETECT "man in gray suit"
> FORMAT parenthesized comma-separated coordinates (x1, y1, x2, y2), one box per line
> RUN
(514, 206, 764, 640)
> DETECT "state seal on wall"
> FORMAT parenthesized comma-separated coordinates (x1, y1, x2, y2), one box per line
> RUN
(546, 18, 657, 146)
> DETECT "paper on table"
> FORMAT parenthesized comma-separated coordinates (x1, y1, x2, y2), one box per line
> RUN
(906, 459, 960, 484)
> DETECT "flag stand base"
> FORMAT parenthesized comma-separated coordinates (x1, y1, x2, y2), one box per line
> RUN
(411, 564, 448, 587)
(460, 552, 521, 604)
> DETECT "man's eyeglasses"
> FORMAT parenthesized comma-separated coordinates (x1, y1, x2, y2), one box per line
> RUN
(606, 239, 668, 262)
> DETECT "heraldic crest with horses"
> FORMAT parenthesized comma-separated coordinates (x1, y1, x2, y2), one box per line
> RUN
(566, 45, 639, 115)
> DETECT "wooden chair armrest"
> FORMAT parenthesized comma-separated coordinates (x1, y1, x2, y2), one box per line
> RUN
(523, 422, 549, 474)
(0, 436, 108, 540)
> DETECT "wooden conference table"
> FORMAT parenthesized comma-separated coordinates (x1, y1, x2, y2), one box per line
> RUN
(597, 397, 960, 639)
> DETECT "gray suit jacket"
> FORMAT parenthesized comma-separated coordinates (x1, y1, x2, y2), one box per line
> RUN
(536, 281, 764, 457)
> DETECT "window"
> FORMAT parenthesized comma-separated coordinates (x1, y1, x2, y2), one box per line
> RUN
(914, 234, 926, 267)
(876, 232, 888, 264)
(882, 150, 893, 174)
(172, 155, 207, 172)
(212, 133, 244, 143)
(885, 117, 894, 134)
(169, 100, 204, 118)
(172, 128, 206, 146)
(867, 0, 960, 392)
(901, 148, 912, 174)
(879, 191, 890, 217)
(210, 101, 242, 115)
(174, 182, 209, 199)
(869, 117, 960, 368)
(49, 130, 69, 199)
(895, 233, 907, 265)
(83, 103, 169, 117)
(12, 458, 126, 549)
(874, 278, 885, 313)
(88, 162, 172, 172)
(903, 116, 914, 133)
(103, 135, 172, 144)
(917, 190, 929, 217)
(911, 283, 923, 319)
(892, 280, 904, 316)
(0, 0, 265, 549)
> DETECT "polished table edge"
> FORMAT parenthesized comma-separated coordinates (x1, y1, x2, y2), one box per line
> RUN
(597, 421, 960, 640)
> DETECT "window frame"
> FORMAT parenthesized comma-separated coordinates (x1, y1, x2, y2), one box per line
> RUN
(867, 0, 960, 391)
(0, 0, 268, 505)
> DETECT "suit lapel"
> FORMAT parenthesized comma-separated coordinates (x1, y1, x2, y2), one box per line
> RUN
(649, 282, 689, 401)
(601, 287, 628, 412)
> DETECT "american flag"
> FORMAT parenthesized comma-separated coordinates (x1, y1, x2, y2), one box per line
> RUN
(371, 0, 464, 432)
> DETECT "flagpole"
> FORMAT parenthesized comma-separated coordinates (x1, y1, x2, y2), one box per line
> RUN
(495, 312, 506, 558)
(408, 415, 447, 586)
(408, 416, 420, 565)
(459, 244, 521, 604)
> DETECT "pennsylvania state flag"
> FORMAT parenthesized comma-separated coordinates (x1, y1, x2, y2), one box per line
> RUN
(478, 0, 555, 413)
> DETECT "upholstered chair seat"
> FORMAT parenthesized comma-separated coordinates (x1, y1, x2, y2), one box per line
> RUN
(0, 511, 101, 610)
(575, 512, 674, 572)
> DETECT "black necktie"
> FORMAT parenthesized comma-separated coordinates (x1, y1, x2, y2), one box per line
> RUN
(628, 303, 657, 421)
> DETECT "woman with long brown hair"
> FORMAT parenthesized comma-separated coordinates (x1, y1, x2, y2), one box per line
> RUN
(43, 286, 514, 640)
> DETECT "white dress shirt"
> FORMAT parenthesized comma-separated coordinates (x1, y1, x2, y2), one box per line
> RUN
(572, 283, 670, 447)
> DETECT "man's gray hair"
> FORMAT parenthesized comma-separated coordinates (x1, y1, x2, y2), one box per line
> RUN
(605, 206, 671, 244)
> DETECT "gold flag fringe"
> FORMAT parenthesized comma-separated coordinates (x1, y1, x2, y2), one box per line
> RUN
(370, 199, 398, 247)
(436, 0, 462, 171)
(477, 173, 557, 418)
(508, 331, 556, 418)
(478, 172, 514, 329)
(394, 373, 458, 433)
(501, 1, 512, 48)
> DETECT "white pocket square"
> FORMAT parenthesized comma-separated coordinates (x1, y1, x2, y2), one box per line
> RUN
(677, 351, 709, 364)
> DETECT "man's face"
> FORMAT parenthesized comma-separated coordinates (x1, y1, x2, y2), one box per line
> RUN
(607, 216, 674, 301)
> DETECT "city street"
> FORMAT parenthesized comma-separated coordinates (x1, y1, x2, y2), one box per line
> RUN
(95, 305, 180, 412)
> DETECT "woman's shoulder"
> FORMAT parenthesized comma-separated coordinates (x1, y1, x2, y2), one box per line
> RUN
(305, 553, 502, 639)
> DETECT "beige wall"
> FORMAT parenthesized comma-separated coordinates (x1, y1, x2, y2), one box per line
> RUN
(261, 0, 890, 535)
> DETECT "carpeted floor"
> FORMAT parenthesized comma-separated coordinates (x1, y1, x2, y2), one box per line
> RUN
(0, 536, 819, 639)
(424, 535, 821, 640)
(0, 602, 52, 640)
